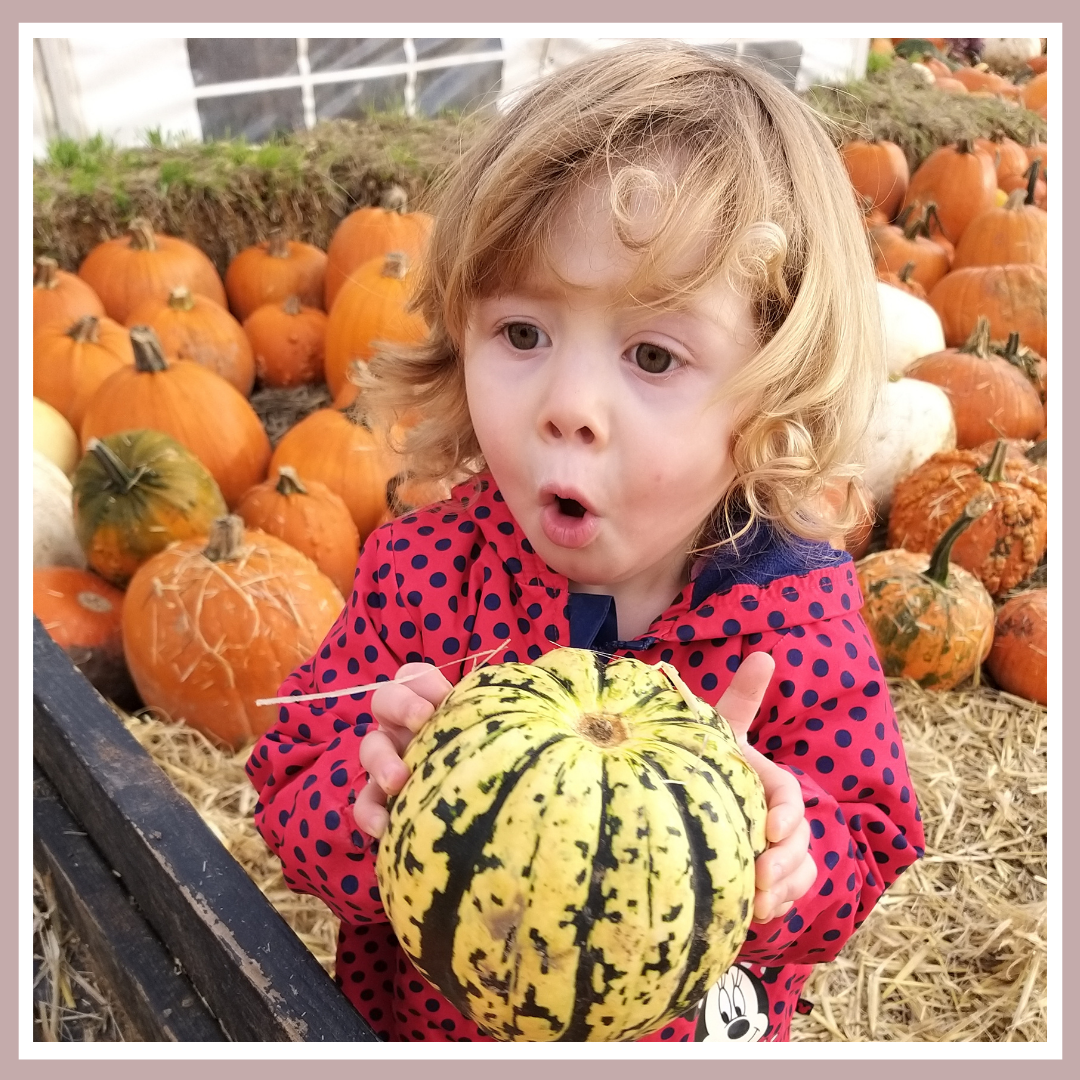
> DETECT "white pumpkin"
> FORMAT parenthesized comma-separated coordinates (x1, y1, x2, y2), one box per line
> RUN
(980, 38, 1043, 73)
(876, 281, 946, 376)
(33, 397, 80, 476)
(908, 61, 936, 85)
(33, 450, 87, 570)
(862, 376, 956, 514)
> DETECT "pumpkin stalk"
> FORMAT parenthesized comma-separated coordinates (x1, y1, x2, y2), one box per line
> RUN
(381, 251, 409, 280)
(1024, 159, 1040, 205)
(959, 316, 993, 357)
(898, 262, 918, 287)
(85, 437, 147, 494)
(975, 439, 1010, 484)
(378, 184, 408, 213)
(34, 256, 60, 290)
(67, 314, 101, 345)
(282, 294, 302, 316)
(274, 465, 309, 496)
(202, 515, 247, 563)
(127, 217, 159, 252)
(922, 494, 993, 586)
(167, 286, 197, 312)
(128, 326, 171, 372)
(1026, 439, 1047, 464)
(267, 231, 290, 259)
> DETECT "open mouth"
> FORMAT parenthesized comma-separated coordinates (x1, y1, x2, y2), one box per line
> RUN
(555, 495, 588, 518)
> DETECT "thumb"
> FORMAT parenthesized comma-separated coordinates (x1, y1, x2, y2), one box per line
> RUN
(715, 651, 775, 741)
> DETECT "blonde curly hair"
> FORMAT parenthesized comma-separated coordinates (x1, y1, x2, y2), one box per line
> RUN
(356, 39, 883, 551)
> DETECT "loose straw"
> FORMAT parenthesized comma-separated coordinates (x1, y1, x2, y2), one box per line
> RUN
(254, 638, 513, 706)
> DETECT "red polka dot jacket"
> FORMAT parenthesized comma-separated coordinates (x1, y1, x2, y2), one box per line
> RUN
(247, 473, 925, 1043)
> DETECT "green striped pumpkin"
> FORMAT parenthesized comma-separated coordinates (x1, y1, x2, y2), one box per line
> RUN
(375, 647, 767, 1042)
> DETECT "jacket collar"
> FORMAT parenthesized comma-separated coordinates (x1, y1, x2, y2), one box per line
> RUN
(452, 472, 862, 641)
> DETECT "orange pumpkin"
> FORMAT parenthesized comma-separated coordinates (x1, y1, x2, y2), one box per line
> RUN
(985, 588, 1047, 705)
(33, 566, 139, 708)
(905, 318, 1044, 448)
(933, 76, 969, 94)
(876, 261, 927, 299)
(225, 232, 328, 322)
(323, 251, 428, 398)
(951, 169, 1047, 270)
(378, 470, 456, 527)
(993, 332, 1046, 407)
(947, 66, 1010, 95)
(121, 515, 344, 749)
(973, 137, 1030, 187)
(243, 295, 328, 388)
(869, 206, 951, 293)
(71, 430, 227, 588)
(33, 256, 105, 332)
(235, 465, 360, 598)
(857, 494, 995, 690)
(80, 326, 271, 508)
(1021, 71, 1047, 113)
(33, 314, 136, 432)
(887, 440, 1047, 598)
(125, 286, 256, 396)
(840, 139, 910, 222)
(77, 217, 227, 324)
(324, 187, 433, 312)
(904, 140, 999, 245)
(268, 406, 401, 541)
(1024, 141, 1047, 180)
(927, 263, 1046, 356)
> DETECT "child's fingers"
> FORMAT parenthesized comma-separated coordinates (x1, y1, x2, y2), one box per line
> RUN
(756, 818, 812, 893)
(353, 781, 390, 838)
(753, 849, 818, 923)
(371, 680, 438, 736)
(393, 662, 454, 708)
(717, 651, 776, 741)
(358, 728, 411, 796)
(740, 743, 805, 845)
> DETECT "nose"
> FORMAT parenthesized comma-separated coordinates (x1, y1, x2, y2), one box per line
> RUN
(727, 1017, 750, 1039)
(537, 350, 608, 447)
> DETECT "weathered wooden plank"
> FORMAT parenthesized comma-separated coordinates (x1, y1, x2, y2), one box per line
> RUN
(33, 764, 227, 1041)
(32, 617, 377, 1042)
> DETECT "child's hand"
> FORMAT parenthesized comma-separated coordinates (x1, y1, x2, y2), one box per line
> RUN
(717, 651, 817, 924)
(353, 662, 453, 838)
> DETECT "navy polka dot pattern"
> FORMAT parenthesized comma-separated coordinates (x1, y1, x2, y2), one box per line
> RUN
(246, 472, 924, 1044)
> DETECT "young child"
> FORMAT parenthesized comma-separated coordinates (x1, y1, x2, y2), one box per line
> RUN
(247, 39, 925, 1043)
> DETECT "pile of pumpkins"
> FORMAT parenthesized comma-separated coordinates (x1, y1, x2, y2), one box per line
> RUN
(32, 78, 1051, 750)
(836, 41, 1049, 705)
(32, 188, 446, 749)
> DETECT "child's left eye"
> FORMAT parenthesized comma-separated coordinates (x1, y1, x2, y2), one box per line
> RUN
(632, 342, 678, 374)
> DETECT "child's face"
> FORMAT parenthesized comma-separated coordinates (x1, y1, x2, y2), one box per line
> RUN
(462, 183, 758, 596)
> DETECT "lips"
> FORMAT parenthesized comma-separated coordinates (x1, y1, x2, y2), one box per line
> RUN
(538, 484, 600, 549)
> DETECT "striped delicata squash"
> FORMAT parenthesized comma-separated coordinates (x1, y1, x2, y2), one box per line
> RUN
(376, 647, 767, 1042)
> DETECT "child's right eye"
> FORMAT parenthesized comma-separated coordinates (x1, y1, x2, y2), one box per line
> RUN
(503, 322, 545, 350)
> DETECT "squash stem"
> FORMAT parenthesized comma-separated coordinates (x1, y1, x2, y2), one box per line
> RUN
(959, 317, 992, 357)
(267, 231, 290, 259)
(282, 294, 302, 316)
(128, 217, 158, 252)
(203, 515, 246, 563)
(275, 465, 308, 496)
(1026, 439, 1047, 464)
(378, 184, 408, 213)
(382, 251, 409, 280)
(1024, 159, 1040, 205)
(922, 494, 992, 587)
(86, 437, 142, 494)
(167, 286, 196, 311)
(34, 256, 60, 290)
(129, 326, 171, 372)
(976, 439, 1009, 484)
(67, 314, 101, 344)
